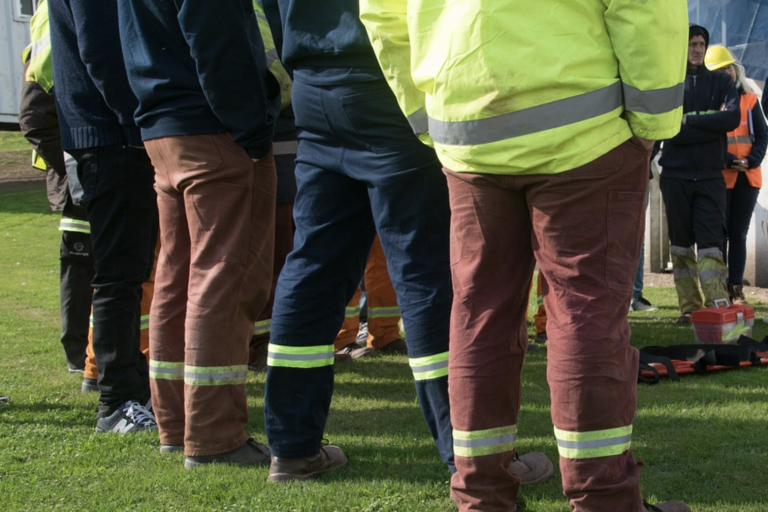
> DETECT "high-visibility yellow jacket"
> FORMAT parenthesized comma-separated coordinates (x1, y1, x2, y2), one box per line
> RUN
(22, 0, 54, 94)
(253, 1, 292, 110)
(360, 0, 688, 175)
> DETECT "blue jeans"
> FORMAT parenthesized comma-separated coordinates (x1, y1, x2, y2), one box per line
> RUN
(264, 79, 454, 471)
(70, 145, 157, 415)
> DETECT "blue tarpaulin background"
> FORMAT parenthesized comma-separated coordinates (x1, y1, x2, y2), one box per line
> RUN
(689, 0, 768, 81)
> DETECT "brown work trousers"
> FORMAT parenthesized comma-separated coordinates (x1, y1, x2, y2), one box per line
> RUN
(145, 134, 276, 456)
(446, 138, 649, 512)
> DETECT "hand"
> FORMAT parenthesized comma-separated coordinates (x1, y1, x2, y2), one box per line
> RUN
(730, 159, 748, 171)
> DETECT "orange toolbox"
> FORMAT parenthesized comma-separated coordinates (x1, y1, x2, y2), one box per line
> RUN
(691, 299, 754, 344)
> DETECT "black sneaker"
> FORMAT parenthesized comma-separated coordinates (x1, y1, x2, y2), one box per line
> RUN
(631, 296, 658, 312)
(95, 400, 157, 434)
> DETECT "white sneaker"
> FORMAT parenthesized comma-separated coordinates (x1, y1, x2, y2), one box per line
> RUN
(95, 400, 157, 434)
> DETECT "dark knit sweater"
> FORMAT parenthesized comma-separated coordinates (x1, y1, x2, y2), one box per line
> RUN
(48, 0, 142, 150)
(117, 0, 280, 158)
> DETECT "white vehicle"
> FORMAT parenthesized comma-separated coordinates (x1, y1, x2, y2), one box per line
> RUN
(0, 0, 36, 125)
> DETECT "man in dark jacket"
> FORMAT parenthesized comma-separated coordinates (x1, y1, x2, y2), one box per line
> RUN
(49, 0, 158, 433)
(659, 24, 741, 323)
(118, 0, 280, 468)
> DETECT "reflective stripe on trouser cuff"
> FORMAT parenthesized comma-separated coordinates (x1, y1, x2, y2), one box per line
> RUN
(453, 425, 517, 458)
(367, 306, 401, 319)
(409, 351, 448, 381)
(670, 245, 695, 257)
(59, 218, 91, 234)
(674, 268, 698, 279)
(345, 305, 360, 319)
(253, 319, 271, 336)
(149, 360, 184, 381)
(184, 364, 248, 386)
(429, 81, 622, 146)
(699, 269, 727, 282)
(623, 82, 684, 115)
(267, 344, 334, 369)
(140, 315, 149, 331)
(554, 425, 632, 459)
(698, 247, 723, 260)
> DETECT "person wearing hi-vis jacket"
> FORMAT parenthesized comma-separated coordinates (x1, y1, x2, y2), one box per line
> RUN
(361, 1, 690, 512)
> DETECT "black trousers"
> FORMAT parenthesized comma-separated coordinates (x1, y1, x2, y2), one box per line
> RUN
(659, 176, 726, 250)
(59, 197, 94, 371)
(69, 145, 158, 415)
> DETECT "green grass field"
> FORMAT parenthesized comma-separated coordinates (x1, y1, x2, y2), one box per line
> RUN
(1, 188, 767, 512)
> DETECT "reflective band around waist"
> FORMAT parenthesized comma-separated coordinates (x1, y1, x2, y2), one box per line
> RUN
(253, 319, 271, 336)
(698, 247, 723, 259)
(554, 425, 632, 459)
(59, 218, 91, 234)
(267, 344, 334, 369)
(273, 140, 297, 156)
(623, 82, 684, 115)
(670, 245, 695, 257)
(699, 269, 727, 282)
(367, 306, 401, 319)
(453, 424, 517, 458)
(184, 364, 248, 386)
(673, 268, 698, 279)
(407, 108, 429, 135)
(728, 136, 752, 144)
(149, 360, 184, 381)
(429, 81, 622, 146)
(140, 315, 149, 330)
(409, 352, 448, 381)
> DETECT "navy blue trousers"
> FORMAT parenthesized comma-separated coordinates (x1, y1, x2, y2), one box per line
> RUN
(265, 79, 454, 472)
(724, 173, 760, 283)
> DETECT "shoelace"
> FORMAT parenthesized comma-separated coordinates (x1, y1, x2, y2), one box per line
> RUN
(124, 401, 156, 428)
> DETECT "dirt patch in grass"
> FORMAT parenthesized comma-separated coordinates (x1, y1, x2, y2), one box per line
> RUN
(0, 150, 45, 191)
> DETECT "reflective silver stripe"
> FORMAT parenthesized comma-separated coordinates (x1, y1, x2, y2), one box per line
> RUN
(732, 136, 751, 144)
(698, 247, 723, 259)
(728, 136, 736, 144)
(184, 370, 248, 380)
(429, 82, 622, 146)
(140, 315, 149, 330)
(413, 360, 448, 373)
(255, 11, 267, 22)
(266, 48, 279, 68)
(267, 351, 334, 362)
(699, 269, 727, 282)
(670, 245, 695, 257)
(623, 82, 684, 115)
(273, 140, 298, 155)
(150, 366, 183, 376)
(407, 108, 429, 135)
(673, 268, 698, 279)
(30, 34, 50, 59)
(453, 433, 517, 449)
(557, 434, 632, 450)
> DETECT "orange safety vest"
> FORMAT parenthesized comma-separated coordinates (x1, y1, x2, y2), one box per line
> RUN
(722, 92, 762, 189)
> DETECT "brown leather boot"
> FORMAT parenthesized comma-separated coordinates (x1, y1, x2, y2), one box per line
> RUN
(268, 445, 347, 482)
